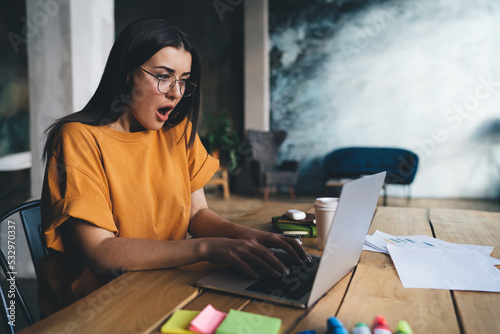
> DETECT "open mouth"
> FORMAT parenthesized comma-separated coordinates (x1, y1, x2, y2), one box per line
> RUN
(158, 107, 172, 115)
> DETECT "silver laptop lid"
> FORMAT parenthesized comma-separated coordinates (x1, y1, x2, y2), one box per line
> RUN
(307, 171, 386, 306)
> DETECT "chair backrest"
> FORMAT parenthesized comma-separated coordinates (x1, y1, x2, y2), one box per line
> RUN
(324, 147, 419, 185)
(0, 199, 44, 331)
(247, 130, 287, 171)
(18, 200, 46, 278)
(0, 200, 46, 279)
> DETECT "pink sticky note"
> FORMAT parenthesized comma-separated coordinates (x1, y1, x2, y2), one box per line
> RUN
(188, 304, 227, 334)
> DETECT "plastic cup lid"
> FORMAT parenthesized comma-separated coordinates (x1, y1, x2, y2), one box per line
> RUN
(315, 197, 339, 207)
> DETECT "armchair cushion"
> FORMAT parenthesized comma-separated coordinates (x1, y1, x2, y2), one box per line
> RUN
(324, 147, 419, 185)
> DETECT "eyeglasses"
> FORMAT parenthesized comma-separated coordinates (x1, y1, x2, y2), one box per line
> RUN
(139, 67, 197, 97)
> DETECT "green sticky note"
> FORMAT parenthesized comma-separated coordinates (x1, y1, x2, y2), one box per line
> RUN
(215, 309, 281, 334)
(161, 309, 200, 334)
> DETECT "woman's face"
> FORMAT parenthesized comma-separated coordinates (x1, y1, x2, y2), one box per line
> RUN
(114, 46, 193, 132)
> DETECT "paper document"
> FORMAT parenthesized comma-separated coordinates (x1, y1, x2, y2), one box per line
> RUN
(388, 244, 500, 292)
(363, 230, 500, 292)
(364, 230, 500, 266)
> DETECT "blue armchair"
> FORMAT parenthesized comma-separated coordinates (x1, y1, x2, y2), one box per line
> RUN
(324, 147, 419, 205)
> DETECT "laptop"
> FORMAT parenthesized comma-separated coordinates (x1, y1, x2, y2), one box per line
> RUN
(197, 171, 386, 308)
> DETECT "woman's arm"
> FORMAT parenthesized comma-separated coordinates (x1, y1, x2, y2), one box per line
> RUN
(66, 218, 208, 273)
(67, 188, 309, 278)
(188, 188, 310, 277)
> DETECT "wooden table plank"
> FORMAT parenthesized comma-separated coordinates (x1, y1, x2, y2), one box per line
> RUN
(430, 208, 500, 334)
(183, 290, 250, 312)
(20, 263, 214, 334)
(430, 208, 500, 259)
(286, 271, 353, 333)
(333, 207, 460, 334)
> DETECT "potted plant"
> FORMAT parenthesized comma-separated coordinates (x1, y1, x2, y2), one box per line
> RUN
(201, 112, 240, 171)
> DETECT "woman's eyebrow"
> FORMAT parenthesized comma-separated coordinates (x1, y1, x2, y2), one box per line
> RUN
(153, 66, 191, 76)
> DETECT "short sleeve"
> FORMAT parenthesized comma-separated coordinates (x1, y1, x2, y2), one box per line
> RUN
(42, 123, 118, 253)
(184, 123, 219, 192)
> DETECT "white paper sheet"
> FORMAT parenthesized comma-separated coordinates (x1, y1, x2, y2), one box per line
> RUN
(363, 230, 500, 266)
(387, 244, 500, 292)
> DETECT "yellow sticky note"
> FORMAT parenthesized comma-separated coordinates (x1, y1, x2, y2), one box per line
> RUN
(161, 310, 200, 334)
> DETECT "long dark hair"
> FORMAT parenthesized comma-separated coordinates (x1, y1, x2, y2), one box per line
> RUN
(43, 18, 202, 161)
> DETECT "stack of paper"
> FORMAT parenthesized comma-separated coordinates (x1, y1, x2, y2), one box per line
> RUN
(363, 230, 500, 292)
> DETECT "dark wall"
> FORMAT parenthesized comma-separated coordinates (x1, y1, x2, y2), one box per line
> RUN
(0, 0, 30, 201)
(0, 0, 29, 157)
(115, 0, 244, 140)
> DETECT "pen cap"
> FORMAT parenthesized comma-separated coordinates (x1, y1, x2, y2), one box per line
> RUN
(327, 317, 349, 334)
(395, 320, 413, 334)
(352, 322, 371, 334)
(373, 315, 391, 333)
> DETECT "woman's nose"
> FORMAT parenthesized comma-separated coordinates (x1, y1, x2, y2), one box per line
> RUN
(167, 81, 183, 98)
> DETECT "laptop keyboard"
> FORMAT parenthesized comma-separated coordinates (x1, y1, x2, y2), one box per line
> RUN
(244, 255, 321, 301)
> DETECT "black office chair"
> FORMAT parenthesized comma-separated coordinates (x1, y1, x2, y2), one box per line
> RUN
(0, 200, 45, 333)
(324, 147, 419, 205)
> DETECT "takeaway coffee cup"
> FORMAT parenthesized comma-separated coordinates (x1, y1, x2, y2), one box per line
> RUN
(313, 197, 339, 250)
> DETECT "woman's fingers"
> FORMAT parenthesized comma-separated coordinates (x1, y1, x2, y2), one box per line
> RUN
(246, 242, 289, 277)
(281, 236, 310, 262)
(205, 238, 289, 278)
(229, 256, 260, 279)
(257, 232, 310, 264)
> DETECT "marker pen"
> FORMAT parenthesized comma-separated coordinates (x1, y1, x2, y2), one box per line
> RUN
(352, 322, 371, 334)
(372, 315, 391, 334)
(327, 317, 349, 334)
(395, 320, 413, 334)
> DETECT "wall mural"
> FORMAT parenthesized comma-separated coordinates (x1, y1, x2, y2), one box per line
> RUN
(269, 0, 500, 198)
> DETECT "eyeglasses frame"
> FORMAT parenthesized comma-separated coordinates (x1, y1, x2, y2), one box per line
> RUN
(138, 67, 197, 97)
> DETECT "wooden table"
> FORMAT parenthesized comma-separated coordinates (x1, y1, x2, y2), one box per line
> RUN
(20, 204, 500, 334)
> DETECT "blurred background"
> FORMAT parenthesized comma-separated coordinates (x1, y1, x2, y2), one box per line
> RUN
(1, 0, 499, 205)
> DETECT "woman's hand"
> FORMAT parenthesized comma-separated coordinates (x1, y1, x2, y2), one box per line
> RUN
(189, 188, 310, 278)
(235, 228, 309, 265)
(198, 234, 308, 279)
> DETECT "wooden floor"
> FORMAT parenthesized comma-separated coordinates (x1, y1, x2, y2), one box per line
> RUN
(206, 192, 500, 220)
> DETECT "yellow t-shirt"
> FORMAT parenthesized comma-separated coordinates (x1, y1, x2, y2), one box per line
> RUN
(39, 119, 219, 315)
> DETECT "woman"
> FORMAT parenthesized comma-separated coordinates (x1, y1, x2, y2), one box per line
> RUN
(39, 18, 308, 315)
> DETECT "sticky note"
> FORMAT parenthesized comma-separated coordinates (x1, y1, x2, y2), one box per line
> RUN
(161, 309, 200, 334)
(215, 309, 281, 334)
(189, 304, 227, 334)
